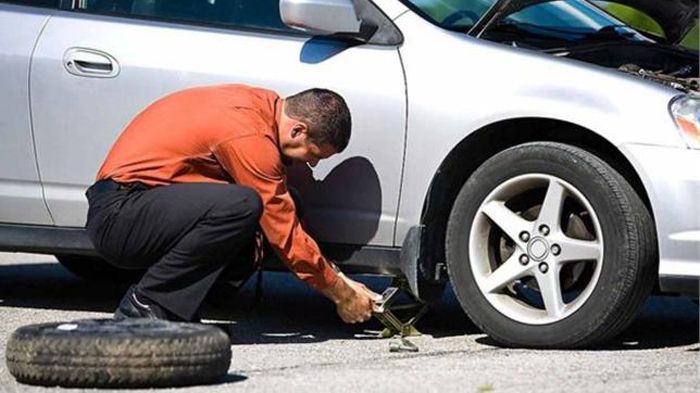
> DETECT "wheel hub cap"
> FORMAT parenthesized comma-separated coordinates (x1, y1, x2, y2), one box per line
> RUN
(527, 237, 549, 261)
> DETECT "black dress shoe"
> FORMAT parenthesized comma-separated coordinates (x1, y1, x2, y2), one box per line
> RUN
(114, 285, 172, 321)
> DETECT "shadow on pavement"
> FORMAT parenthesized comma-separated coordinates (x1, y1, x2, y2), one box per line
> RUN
(203, 275, 482, 345)
(0, 261, 696, 349)
(474, 296, 699, 350)
(0, 261, 477, 342)
(218, 374, 248, 384)
(0, 261, 128, 313)
(600, 296, 699, 350)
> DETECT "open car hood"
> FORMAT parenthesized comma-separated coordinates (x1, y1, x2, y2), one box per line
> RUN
(472, 0, 699, 92)
(487, 0, 698, 45)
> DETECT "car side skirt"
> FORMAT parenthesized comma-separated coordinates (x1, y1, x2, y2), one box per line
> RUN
(0, 224, 96, 256)
(0, 224, 403, 276)
(659, 275, 700, 296)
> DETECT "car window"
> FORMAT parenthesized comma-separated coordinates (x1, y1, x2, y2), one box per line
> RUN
(504, 1, 617, 30)
(1, 0, 59, 7)
(402, 0, 495, 31)
(483, 0, 651, 50)
(74, 0, 298, 34)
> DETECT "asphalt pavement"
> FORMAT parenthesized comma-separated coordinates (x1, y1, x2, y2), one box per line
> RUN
(0, 252, 698, 392)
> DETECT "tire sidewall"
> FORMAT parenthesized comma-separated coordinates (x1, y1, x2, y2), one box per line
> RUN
(447, 142, 642, 347)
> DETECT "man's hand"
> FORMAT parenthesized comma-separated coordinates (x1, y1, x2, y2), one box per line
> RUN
(321, 274, 381, 324)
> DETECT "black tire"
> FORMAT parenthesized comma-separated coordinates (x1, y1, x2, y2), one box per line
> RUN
(6, 318, 231, 388)
(56, 255, 143, 283)
(446, 142, 657, 348)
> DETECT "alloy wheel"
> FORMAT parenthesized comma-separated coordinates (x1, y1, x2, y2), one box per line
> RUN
(469, 174, 604, 324)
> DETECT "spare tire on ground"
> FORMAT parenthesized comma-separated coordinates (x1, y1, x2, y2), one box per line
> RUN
(5, 318, 231, 388)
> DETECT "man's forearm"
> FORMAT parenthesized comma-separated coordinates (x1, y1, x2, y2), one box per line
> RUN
(320, 273, 353, 304)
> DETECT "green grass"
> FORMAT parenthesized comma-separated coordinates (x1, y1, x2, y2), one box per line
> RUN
(600, 2, 665, 36)
(681, 23, 699, 50)
(601, 1, 699, 50)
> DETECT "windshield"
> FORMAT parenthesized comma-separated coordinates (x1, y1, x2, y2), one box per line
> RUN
(402, 0, 652, 49)
(403, 0, 494, 31)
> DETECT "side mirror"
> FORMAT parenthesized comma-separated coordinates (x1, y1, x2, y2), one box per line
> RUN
(280, 0, 363, 36)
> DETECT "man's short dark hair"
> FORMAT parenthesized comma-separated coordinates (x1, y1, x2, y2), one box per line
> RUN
(284, 88, 351, 152)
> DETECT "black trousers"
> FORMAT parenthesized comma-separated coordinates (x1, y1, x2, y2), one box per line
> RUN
(85, 180, 263, 321)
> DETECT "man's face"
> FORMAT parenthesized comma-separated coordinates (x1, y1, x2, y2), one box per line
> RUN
(282, 123, 337, 167)
(284, 137, 336, 167)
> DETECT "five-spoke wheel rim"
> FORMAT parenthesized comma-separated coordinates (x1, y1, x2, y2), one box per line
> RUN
(469, 174, 604, 325)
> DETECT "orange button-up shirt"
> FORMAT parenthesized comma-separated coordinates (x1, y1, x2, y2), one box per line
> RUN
(97, 84, 339, 290)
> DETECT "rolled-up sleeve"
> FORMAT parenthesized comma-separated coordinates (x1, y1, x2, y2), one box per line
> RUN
(213, 135, 339, 290)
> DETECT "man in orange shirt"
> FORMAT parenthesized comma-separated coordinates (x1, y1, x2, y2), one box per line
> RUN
(85, 84, 378, 324)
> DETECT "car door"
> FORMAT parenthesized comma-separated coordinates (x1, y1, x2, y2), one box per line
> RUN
(29, 0, 406, 247)
(0, 1, 55, 225)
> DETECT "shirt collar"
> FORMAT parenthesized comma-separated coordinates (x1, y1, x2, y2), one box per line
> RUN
(274, 97, 293, 167)
(273, 97, 283, 138)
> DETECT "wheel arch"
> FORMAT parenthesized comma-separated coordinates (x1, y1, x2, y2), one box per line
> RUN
(416, 117, 654, 284)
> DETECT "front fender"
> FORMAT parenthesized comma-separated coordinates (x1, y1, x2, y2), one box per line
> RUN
(393, 10, 682, 245)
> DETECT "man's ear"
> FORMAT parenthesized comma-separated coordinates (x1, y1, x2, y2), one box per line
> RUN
(290, 122, 309, 139)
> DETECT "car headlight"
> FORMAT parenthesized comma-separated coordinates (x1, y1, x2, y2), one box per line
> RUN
(669, 94, 700, 149)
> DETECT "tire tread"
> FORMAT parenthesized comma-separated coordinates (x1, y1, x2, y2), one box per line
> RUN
(5, 319, 231, 388)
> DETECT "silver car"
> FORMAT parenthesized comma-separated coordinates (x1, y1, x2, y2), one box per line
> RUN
(1, 0, 698, 348)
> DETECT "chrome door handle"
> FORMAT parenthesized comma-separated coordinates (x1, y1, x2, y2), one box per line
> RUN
(63, 48, 120, 78)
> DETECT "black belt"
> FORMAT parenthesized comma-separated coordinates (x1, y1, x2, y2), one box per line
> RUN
(89, 179, 149, 194)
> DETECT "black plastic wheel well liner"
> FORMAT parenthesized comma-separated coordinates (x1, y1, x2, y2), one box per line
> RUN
(418, 117, 654, 283)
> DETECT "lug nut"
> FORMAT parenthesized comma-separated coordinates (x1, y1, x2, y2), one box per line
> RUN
(539, 225, 550, 236)
(539, 263, 549, 273)
(519, 254, 530, 265)
(551, 244, 561, 256)
(519, 231, 530, 242)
